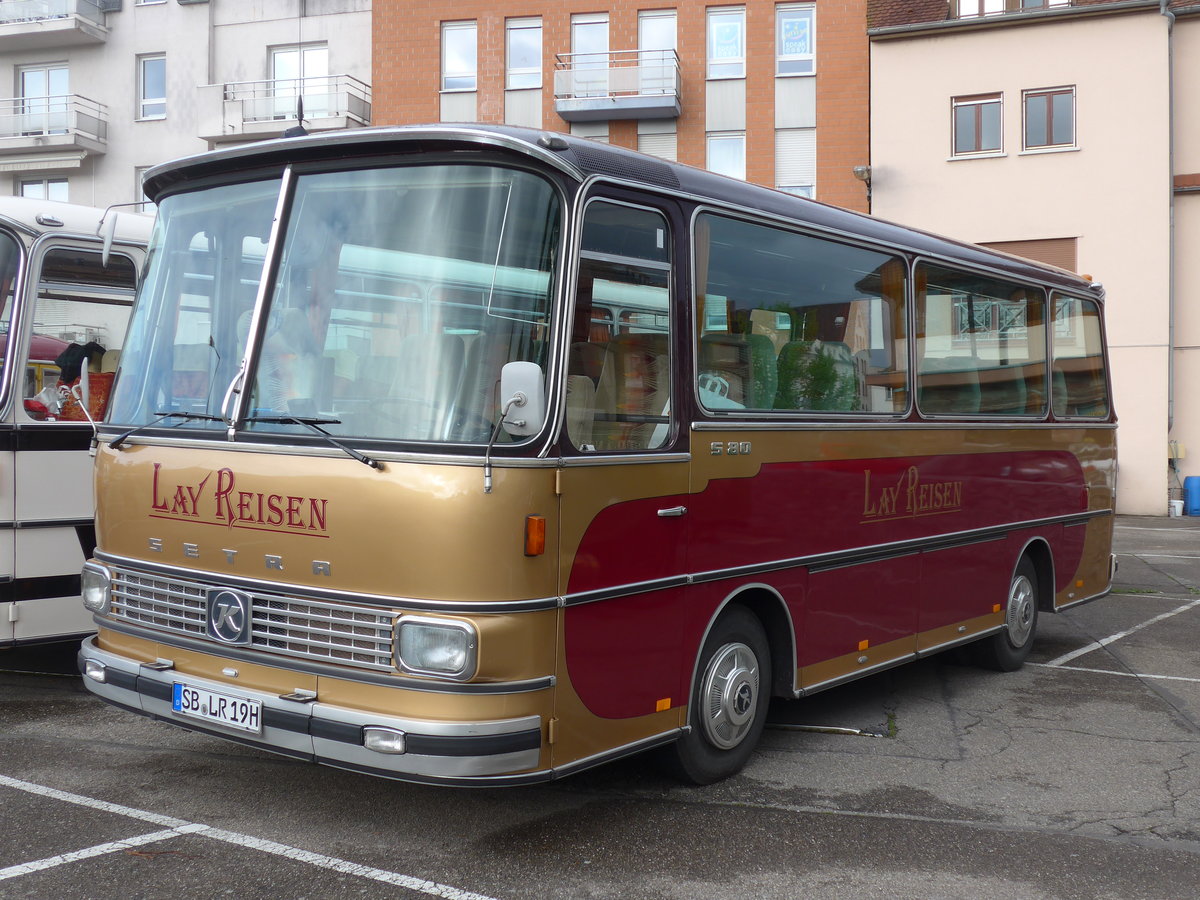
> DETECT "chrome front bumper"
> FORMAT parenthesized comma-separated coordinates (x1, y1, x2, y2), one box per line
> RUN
(78, 636, 544, 784)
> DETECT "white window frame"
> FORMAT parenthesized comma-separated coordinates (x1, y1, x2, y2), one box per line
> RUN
(707, 7, 746, 80)
(776, 4, 815, 76)
(137, 54, 166, 120)
(1022, 85, 1076, 152)
(707, 132, 746, 180)
(19, 178, 68, 202)
(951, 93, 1003, 157)
(506, 17, 543, 90)
(441, 21, 477, 92)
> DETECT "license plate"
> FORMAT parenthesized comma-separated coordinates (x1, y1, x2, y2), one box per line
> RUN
(172, 682, 262, 734)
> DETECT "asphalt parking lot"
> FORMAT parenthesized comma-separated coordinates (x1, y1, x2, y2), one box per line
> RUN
(2, 515, 1200, 899)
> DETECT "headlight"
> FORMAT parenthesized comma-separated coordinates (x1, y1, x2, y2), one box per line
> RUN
(395, 616, 477, 680)
(81, 562, 112, 613)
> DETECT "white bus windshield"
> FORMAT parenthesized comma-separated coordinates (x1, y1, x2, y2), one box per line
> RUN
(109, 164, 561, 445)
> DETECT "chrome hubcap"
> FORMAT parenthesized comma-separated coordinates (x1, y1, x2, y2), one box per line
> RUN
(700, 642, 760, 750)
(1006, 574, 1036, 647)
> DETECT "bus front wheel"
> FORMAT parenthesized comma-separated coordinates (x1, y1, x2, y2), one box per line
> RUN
(661, 605, 771, 785)
(965, 556, 1040, 672)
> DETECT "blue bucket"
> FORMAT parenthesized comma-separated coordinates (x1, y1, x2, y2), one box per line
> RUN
(1186, 476, 1200, 516)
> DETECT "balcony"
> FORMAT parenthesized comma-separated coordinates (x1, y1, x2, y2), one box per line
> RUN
(554, 50, 681, 122)
(197, 75, 372, 144)
(0, 0, 107, 51)
(0, 95, 107, 157)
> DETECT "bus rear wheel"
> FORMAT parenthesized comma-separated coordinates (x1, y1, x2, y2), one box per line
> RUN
(661, 605, 771, 785)
(965, 556, 1039, 672)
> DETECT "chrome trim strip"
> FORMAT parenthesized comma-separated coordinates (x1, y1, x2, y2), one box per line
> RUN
(558, 452, 691, 466)
(916, 625, 1005, 659)
(95, 617, 556, 695)
(563, 510, 1114, 605)
(93, 551, 562, 614)
(562, 575, 690, 607)
(795, 653, 916, 698)
(0, 518, 92, 530)
(1054, 585, 1113, 612)
(690, 420, 1118, 432)
(312, 703, 540, 740)
(548, 729, 683, 778)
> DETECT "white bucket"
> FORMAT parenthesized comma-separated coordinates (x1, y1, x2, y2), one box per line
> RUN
(1169, 499, 1184, 517)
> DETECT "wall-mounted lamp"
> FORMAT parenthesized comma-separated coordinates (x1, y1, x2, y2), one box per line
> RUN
(852, 165, 872, 210)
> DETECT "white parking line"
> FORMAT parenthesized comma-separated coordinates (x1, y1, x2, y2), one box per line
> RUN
(0, 775, 499, 900)
(1041, 597, 1200, 667)
(1031, 664, 1200, 685)
(0, 825, 206, 881)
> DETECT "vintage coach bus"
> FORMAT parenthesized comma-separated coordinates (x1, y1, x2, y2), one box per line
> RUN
(78, 125, 1115, 785)
(0, 198, 150, 647)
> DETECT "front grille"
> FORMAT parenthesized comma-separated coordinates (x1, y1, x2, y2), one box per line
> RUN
(107, 567, 396, 672)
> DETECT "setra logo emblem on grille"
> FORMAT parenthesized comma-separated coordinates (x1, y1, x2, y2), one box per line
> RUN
(206, 589, 252, 645)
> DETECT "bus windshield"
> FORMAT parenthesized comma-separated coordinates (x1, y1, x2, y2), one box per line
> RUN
(109, 164, 561, 444)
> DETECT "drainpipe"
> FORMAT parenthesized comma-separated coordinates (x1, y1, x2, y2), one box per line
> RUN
(1161, 0, 1176, 434)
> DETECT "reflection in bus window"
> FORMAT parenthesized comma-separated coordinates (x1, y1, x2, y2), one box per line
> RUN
(1052, 293, 1109, 418)
(244, 167, 558, 442)
(916, 265, 1047, 417)
(695, 213, 907, 414)
(22, 247, 137, 422)
(567, 201, 672, 452)
(110, 180, 282, 427)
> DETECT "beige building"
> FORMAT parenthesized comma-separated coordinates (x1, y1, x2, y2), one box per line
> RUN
(0, 0, 372, 210)
(868, 0, 1198, 515)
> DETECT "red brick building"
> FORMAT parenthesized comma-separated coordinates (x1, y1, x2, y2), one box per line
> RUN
(373, 1, 870, 212)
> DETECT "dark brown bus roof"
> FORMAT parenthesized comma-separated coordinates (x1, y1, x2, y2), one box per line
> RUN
(144, 123, 1101, 299)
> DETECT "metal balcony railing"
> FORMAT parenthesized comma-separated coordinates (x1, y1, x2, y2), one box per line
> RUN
(0, 94, 107, 143)
(223, 74, 372, 126)
(0, 0, 104, 27)
(554, 49, 681, 121)
(953, 0, 1070, 18)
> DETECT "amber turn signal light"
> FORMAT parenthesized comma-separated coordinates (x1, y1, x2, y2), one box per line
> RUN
(525, 515, 546, 556)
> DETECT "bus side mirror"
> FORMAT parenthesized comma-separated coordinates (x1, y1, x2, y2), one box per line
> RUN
(499, 361, 545, 437)
(99, 211, 118, 268)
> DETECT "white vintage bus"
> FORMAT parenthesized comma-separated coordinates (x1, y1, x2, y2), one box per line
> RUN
(0, 198, 151, 647)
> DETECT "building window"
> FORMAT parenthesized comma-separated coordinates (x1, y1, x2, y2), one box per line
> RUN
(19, 178, 68, 202)
(506, 18, 542, 90)
(707, 132, 746, 180)
(272, 44, 329, 119)
(134, 167, 156, 213)
(707, 7, 746, 79)
(776, 127, 815, 197)
(776, 4, 815, 76)
(571, 13, 609, 98)
(1024, 87, 1075, 150)
(952, 93, 1002, 156)
(19, 64, 69, 135)
(638, 10, 677, 95)
(956, 0, 1067, 16)
(441, 22, 477, 92)
(138, 54, 166, 120)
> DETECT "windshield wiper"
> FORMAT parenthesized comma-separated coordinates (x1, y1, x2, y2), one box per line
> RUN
(110, 411, 224, 450)
(243, 414, 381, 470)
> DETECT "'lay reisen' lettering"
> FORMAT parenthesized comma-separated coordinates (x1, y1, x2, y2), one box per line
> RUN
(151, 463, 328, 533)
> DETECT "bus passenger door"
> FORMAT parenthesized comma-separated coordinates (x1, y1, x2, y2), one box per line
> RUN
(556, 194, 693, 757)
(9, 237, 140, 644)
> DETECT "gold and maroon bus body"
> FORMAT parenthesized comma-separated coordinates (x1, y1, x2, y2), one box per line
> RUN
(79, 126, 1115, 784)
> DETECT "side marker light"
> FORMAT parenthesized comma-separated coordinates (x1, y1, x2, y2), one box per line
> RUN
(525, 515, 546, 556)
(655, 698, 671, 712)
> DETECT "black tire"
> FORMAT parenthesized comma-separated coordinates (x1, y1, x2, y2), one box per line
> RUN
(660, 605, 771, 785)
(964, 556, 1039, 672)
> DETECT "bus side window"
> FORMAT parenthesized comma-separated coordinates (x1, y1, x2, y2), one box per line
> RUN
(23, 247, 137, 423)
(1051, 294, 1109, 418)
(916, 264, 1047, 418)
(695, 213, 907, 416)
(568, 200, 672, 453)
